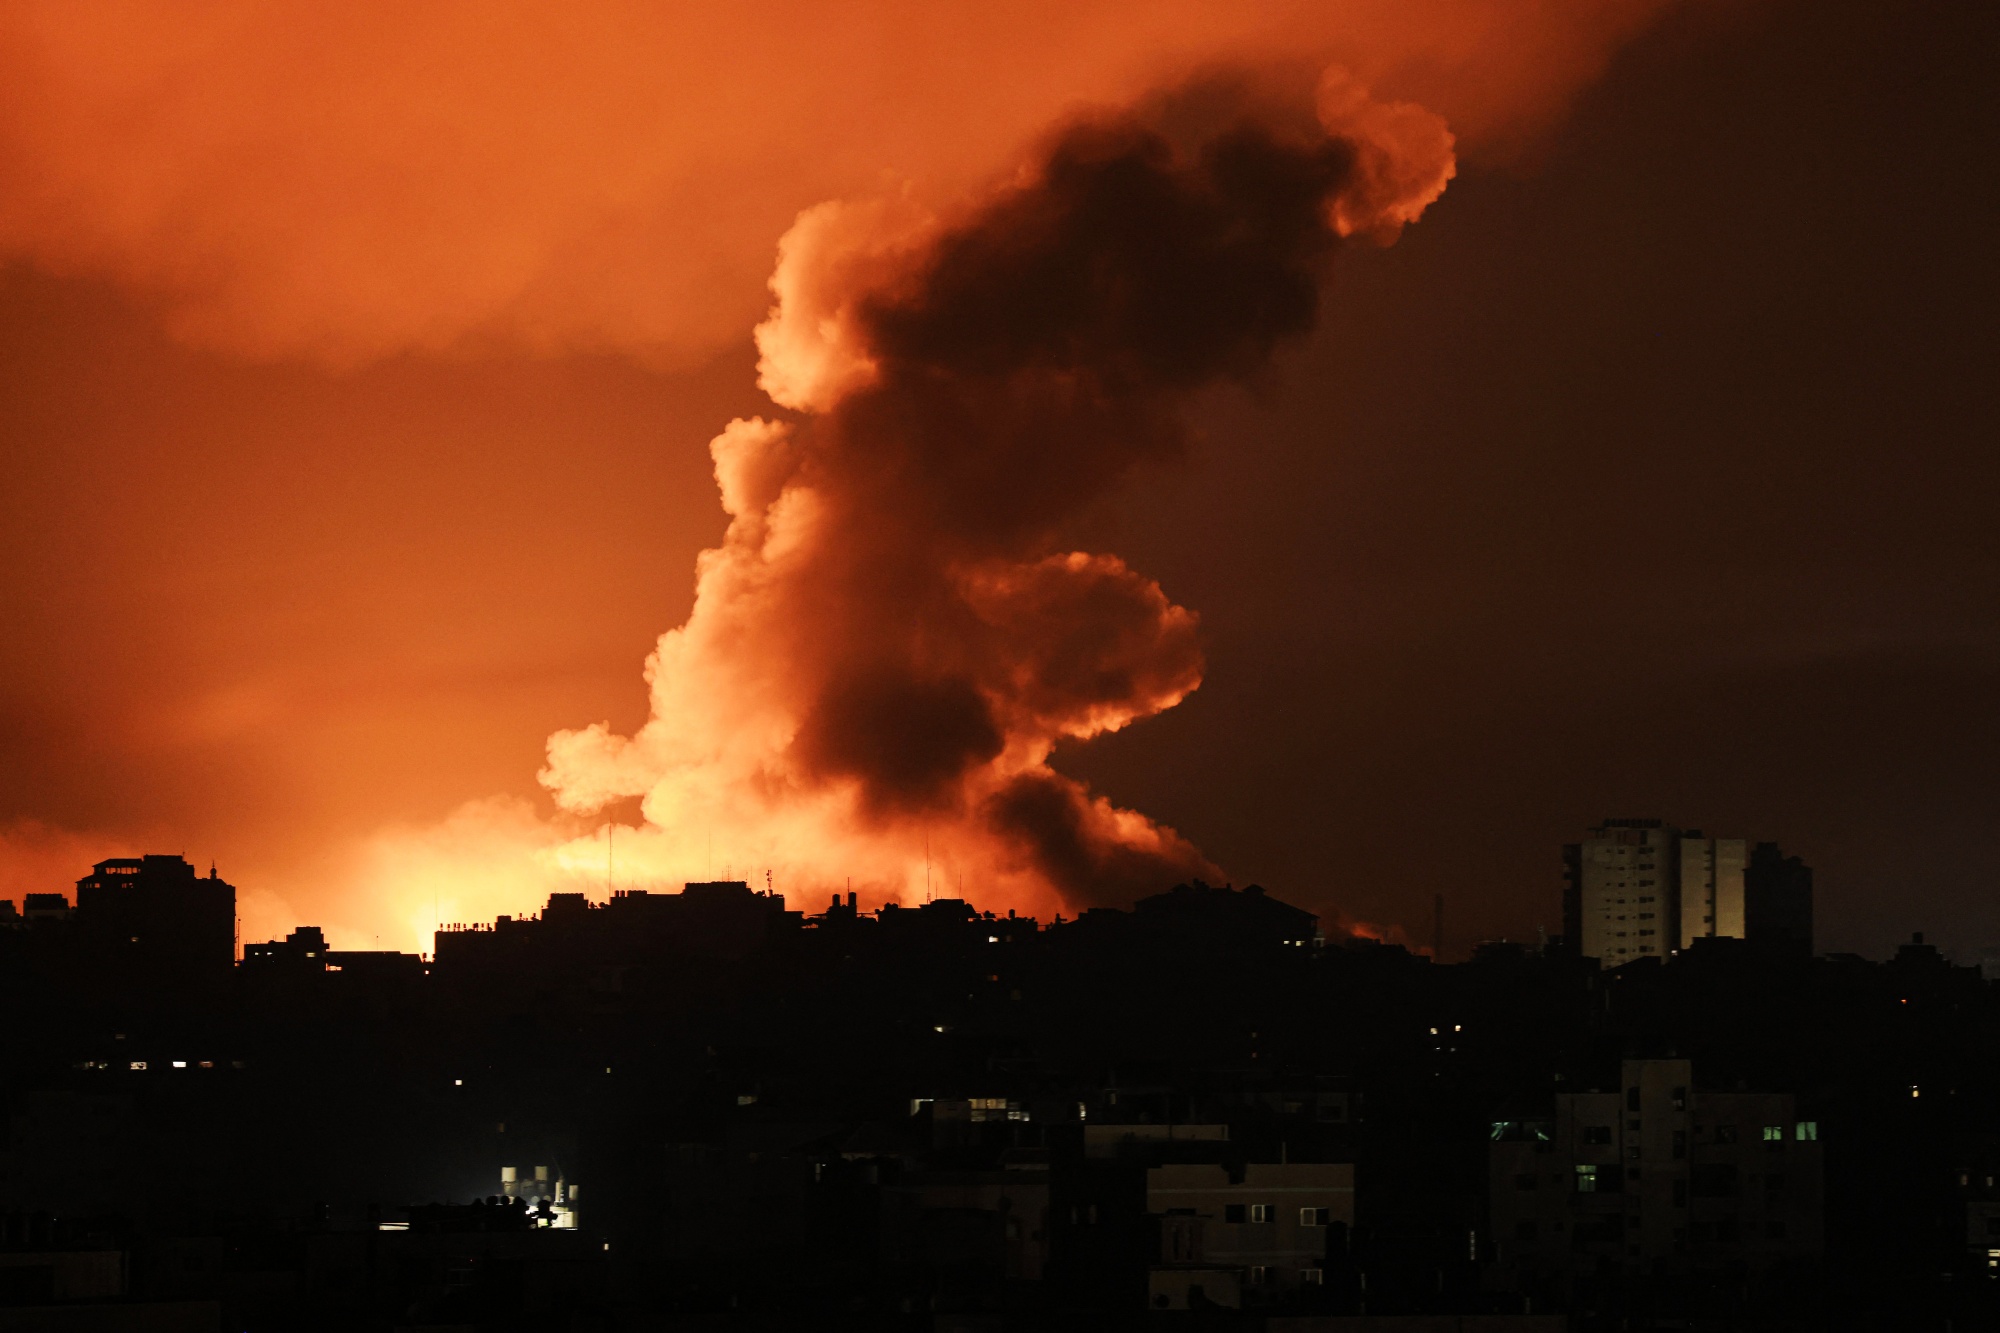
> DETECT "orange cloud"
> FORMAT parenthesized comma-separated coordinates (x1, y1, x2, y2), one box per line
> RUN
(0, 0, 1678, 366)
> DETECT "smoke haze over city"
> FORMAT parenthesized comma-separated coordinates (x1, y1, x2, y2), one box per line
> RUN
(0, 0, 1993, 958)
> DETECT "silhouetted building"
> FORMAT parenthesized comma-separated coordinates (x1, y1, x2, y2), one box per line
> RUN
(1488, 1058, 1822, 1296)
(22, 893, 70, 922)
(1132, 881, 1318, 948)
(73, 855, 235, 987)
(242, 925, 329, 973)
(1745, 841, 1814, 957)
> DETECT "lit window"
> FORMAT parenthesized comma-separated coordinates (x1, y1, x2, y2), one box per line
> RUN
(1794, 1121, 1818, 1141)
(1575, 1165, 1598, 1193)
(1300, 1207, 1332, 1225)
(1250, 1204, 1272, 1223)
(1762, 1125, 1784, 1142)
(1248, 1266, 1269, 1285)
(1301, 1268, 1323, 1285)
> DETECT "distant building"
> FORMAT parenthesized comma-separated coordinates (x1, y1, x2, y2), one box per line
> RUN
(1674, 834, 1747, 949)
(1563, 821, 1809, 967)
(243, 925, 423, 985)
(22, 893, 71, 922)
(1488, 1058, 1823, 1293)
(72, 855, 235, 989)
(243, 925, 330, 971)
(1746, 842, 1814, 957)
(1146, 1162, 1353, 1310)
(1562, 820, 1681, 966)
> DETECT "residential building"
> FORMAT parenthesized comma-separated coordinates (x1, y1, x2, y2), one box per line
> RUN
(1563, 821, 1779, 966)
(1488, 1059, 1823, 1292)
(1562, 820, 1679, 966)
(1746, 842, 1814, 957)
(73, 854, 236, 982)
(1146, 1162, 1353, 1310)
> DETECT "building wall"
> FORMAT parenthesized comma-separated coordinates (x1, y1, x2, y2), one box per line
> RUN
(1567, 822, 1677, 967)
(1677, 837, 1747, 950)
(1489, 1059, 1822, 1286)
(1146, 1163, 1354, 1307)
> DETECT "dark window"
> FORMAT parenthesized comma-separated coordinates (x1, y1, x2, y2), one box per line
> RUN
(1672, 1130, 1687, 1160)
(1715, 1125, 1738, 1145)
(1627, 1087, 1642, 1112)
(1691, 1163, 1740, 1198)
(1514, 1174, 1537, 1191)
(1673, 1180, 1687, 1207)
(1224, 1204, 1246, 1224)
(1515, 1220, 1538, 1240)
(1583, 1126, 1613, 1145)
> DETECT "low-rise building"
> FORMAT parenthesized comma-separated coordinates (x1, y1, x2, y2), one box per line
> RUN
(1146, 1162, 1353, 1310)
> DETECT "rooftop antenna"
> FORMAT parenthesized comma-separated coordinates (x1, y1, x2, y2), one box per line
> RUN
(924, 831, 931, 903)
(607, 821, 614, 899)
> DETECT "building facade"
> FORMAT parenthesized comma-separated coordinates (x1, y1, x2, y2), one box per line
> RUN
(1563, 821, 1765, 966)
(1489, 1059, 1823, 1292)
(1146, 1162, 1353, 1310)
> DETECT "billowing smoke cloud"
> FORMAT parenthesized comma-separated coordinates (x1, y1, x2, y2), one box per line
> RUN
(539, 72, 1452, 914)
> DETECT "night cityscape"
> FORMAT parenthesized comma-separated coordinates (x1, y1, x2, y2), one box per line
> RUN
(1, 0, 1993, 1329)
(4, 837, 2000, 1329)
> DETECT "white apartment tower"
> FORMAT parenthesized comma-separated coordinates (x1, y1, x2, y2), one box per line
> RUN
(1563, 820, 1748, 967)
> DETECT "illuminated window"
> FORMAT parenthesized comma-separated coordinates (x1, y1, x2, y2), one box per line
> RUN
(1575, 1165, 1598, 1193)
(1248, 1266, 1269, 1285)
(1301, 1268, 1323, 1285)
(1762, 1125, 1784, 1142)
(1300, 1207, 1332, 1224)
(1794, 1121, 1818, 1141)
(1250, 1204, 1272, 1223)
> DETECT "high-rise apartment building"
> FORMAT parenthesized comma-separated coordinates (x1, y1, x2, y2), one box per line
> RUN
(1562, 821, 1770, 966)
(1561, 820, 1679, 966)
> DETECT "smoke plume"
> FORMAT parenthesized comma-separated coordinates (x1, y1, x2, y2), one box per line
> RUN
(540, 73, 1452, 914)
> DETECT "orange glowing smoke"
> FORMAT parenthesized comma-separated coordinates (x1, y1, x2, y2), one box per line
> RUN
(0, 1, 1690, 943)
(537, 74, 1452, 916)
(0, 1, 1675, 368)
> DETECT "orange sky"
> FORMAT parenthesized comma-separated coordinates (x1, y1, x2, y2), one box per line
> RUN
(4, 0, 1996, 958)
